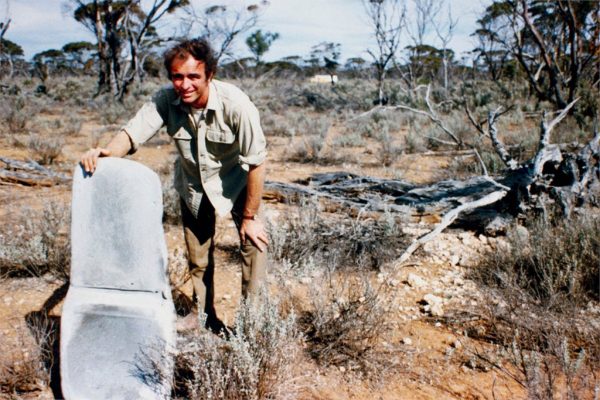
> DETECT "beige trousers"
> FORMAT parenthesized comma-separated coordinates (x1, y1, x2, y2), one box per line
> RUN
(180, 191, 267, 318)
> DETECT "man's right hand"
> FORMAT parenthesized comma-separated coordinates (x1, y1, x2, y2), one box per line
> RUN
(80, 147, 112, 174)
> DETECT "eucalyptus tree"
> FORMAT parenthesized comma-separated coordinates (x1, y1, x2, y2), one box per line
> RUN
(246, 29, 279, 65)
(183, 1, 269, 63)
(67, 0, 187, 99)
(62, 41, 95, 72)
(473, 0, 599, 113)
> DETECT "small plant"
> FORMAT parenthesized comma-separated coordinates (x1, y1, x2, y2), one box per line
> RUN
(0, 203, 71, 281)
(299, 272, 396, 376)
(461, 213, 600, 398)
(476, 214, 599, 308)
(287, 114, 333, 163)
(269, 200, 406, 271)
(0, 94, 29, 134)
(173, 295, 303, 400)
(377, 127, 399, 167)
(0, 314, 55, 395)
(28, 133, 64, 165)
(62, 116, 83, 136)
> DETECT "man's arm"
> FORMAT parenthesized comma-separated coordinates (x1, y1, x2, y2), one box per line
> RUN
(80, 131, 133, 174)
(239, 162, 269, 252)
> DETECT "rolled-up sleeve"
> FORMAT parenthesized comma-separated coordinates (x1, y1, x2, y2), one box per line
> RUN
(236, 101, 267, 167)
(121, 92, 166, 153)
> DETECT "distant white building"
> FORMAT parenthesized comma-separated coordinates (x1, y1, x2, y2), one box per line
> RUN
(309, 74, 338, 84)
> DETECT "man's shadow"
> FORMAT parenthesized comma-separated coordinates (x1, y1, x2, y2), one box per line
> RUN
(24, 282, 69, 400)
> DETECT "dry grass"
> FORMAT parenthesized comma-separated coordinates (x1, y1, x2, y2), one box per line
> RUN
(27, 133, 63, 165)
(0, 314, 55, 397)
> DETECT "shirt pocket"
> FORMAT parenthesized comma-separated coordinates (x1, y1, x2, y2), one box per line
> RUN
(206, 128, 236, 144)
(172, 127, 196, 162)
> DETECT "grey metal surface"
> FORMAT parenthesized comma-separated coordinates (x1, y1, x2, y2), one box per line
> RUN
(61, 158, 175, 400)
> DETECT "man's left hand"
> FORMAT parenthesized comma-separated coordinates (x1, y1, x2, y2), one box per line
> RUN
(240, 218, 269, 252)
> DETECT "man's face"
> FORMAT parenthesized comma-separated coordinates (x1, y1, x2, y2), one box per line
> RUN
(170, 55, 213, 108)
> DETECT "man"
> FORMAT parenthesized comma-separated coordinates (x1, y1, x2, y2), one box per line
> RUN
(80, 39, 268, 333)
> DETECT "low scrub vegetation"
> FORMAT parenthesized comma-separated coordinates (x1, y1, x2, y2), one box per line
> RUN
(300, 273, 398, 377)
(269, 200, 407, 272)
(0, 313, 55, 396)
(173, 296, 303, 400)
(464, 213, 600, 398)
(0, 202, 70, 281)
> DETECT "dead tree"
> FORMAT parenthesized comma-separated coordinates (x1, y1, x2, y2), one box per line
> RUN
(363, 0, 406, 105)
(489, 100, 599, 218)
(183, 2, 265, 63)
(267, 100, 599, 265)
(432, 3, 458, 91)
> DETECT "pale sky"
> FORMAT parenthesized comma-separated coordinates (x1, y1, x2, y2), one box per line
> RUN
(5, 0, 488, 63)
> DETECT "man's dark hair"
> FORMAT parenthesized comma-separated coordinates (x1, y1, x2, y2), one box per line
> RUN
(163, 38, 217, 79)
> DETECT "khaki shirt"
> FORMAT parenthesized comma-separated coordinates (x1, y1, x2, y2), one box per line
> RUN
(122, 79, 267, 217)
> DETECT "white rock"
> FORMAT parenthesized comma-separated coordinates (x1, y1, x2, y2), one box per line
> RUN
(423, 294, 438, 304)
(422, 294, 444, 316)
(402, 337, 413, 346)
(407, 273, 426, 288)
(430, 302, 444, 317)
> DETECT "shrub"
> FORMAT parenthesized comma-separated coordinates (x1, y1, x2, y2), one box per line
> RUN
(461, 213, 600, 398)
(476, 214, 599, 308)
(287, 113, 333, 163)
(377, 128, 399, 167)
(173, 296, 303, 400)
(0, 314, 55, 395)
(0, 94, 29, 134)
(268, 200, 407, 272)
(299, 273, 397, 376)
(0, 203, 71, 281)
(28, 133, 64, 165)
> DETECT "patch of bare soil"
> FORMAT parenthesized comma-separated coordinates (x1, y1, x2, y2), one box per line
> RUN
(0, 114, 530, 399)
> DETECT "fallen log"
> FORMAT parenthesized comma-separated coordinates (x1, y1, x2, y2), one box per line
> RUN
(0, 157, 71, 186)
(267, 99, 599, 266)
(265, 173, 503, 218)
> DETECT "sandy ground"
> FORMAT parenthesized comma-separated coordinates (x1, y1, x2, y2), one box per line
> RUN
(0, 111, 530, 399)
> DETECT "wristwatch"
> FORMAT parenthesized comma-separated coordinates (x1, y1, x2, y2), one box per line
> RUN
(243, 214, 257, 221)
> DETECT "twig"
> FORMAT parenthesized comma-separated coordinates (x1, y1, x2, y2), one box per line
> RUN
(465, 104, 486, 136)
